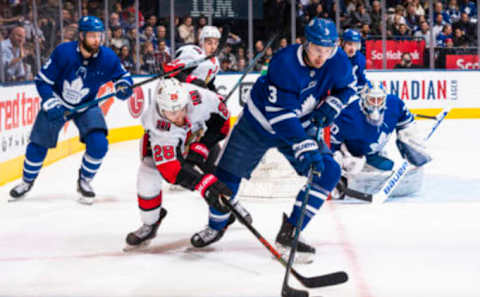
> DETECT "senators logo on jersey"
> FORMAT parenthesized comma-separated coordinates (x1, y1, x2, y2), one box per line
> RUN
(156, 120, 171, 131)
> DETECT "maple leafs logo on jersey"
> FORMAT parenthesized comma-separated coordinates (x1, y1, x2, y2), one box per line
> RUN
(62, 77, 90, 104)
(296, 94, 317, 117)
(368, 131, 390, 154)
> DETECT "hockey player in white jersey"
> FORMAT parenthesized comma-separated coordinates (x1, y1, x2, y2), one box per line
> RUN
(125, 78, 250, 250)
(9, 16, 133, 205)
(330, 81, 432, 199)
(163, 25, 221, 91)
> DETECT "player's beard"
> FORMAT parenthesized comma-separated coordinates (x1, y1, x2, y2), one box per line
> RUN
(81, 38, 99, 55)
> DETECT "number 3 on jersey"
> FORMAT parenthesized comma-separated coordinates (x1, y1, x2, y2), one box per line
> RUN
(153, 145, 175, 162)
(268, 85, 277, 103)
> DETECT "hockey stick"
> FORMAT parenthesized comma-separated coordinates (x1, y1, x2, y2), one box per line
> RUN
(222, 198, 348, 290)
(222, 31, 280, 103)
(347, 107, 450, 204)
(63, 25, 231, 120)
(281, 127, 336, 297)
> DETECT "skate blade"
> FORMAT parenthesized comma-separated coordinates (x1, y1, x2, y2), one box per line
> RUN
(275, 243, 314, 264)
(8, 196, 25, 203)
(77, 196, 94, 205)
(123, 240, 152, 252)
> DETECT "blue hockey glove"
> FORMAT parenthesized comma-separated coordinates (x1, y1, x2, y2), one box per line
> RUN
(114, 79, 133, 100)
(313, 96, 343, 128)
(292, 139, 325, 176)
(42, 97, 67, 121)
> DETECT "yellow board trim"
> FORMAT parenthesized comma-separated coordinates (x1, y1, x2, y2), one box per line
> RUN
(411, 108, 480, 119)
(0, 125, 144, 186)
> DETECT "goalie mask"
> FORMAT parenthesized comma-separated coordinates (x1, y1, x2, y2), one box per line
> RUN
(155, 78, 190, 124)
(360, 81, 387, 126)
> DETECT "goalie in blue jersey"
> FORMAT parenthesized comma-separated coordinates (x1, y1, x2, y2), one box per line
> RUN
(189, 18, 356, 263)
(10, 16, 133, 205)
(329, 81, 432, 200)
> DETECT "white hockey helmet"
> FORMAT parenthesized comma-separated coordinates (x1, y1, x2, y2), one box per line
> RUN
(155, 78, 190, 114)
(360, 81, 387, 126)
(199, 25, 221, 45)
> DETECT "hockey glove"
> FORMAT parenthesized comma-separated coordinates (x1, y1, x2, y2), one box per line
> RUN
(42, 97, 67, 121)
(195, 174, 231, 213)
(396, 124, 432, 167)
(293, 139, 325, 176)
(163, 60, 185, 77)
(312, 96, 343, 128)
(333, 144, 366, 175)
(186, 142, 210, 172)
(114, 79, 133, 101)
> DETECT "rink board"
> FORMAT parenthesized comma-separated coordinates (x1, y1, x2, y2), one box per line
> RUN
(1, 70, 480, 185)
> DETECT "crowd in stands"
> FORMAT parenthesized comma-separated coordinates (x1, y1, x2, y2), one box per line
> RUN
(0, 0, 478, 82)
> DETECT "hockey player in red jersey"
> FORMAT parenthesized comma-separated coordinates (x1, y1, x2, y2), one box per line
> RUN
(125, 78, 249, 250)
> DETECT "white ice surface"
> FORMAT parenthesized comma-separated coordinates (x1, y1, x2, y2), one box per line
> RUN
(1, 119, 479, 297)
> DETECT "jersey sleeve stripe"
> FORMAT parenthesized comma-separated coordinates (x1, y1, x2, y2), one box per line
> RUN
(265, 106, 285, 112)
(37, 71, 54, 85)
(269, 112, 296, 125)
(396, 116, 414, 128)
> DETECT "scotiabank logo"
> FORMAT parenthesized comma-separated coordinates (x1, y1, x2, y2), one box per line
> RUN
(128, 87, 145, 118)
(446, 55, 480, 69)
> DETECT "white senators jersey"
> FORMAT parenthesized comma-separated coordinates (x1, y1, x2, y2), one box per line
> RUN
(175, 45, 220, 84)
(140, 83, 229, 168)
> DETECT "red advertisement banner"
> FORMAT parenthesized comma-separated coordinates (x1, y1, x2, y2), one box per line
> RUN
(365, 40, 426, 69)
(445, 54, 480, 69)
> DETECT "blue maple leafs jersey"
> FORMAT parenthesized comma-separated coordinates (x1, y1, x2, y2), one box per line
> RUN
(244, 44, 355, 145)
(349, 51, 368, 93)
(35, 41, 132, 109)
(330, 94, 414, 156)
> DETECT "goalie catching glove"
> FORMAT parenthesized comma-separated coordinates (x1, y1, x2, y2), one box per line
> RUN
(396, 123, 432, 167)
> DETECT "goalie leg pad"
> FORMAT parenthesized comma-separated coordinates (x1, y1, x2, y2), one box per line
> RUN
(396, 139, 432, 167)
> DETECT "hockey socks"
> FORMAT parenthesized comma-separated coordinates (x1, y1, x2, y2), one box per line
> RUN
(289, 184, 328, 230)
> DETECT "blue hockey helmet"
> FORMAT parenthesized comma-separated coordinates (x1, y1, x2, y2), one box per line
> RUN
(360, 81, 387, 126)
(305, 17, 338, 47)
(78, 16, 105, 32)
(342, 29, 362, 43)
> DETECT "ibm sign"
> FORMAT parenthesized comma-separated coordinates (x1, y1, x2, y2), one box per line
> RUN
(159, 0, 262, 19)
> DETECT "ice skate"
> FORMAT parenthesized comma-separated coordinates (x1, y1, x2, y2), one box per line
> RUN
(190, 214, 235, 248)
(124, 208, 168, 251)
(77, 171, 95, 205)
(275, 213, 316, 264)
(9, 180, 34, 201)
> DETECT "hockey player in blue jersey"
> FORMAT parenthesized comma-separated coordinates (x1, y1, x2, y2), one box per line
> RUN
(341, 29, 368, 102)
(189, 18, 356, 262)
(329, 81, 432, 199)
(9, 16, 133, 205)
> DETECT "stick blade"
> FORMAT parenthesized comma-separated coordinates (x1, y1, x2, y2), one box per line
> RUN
(282, 283, 309, 297)
(299, 271, 348, 288)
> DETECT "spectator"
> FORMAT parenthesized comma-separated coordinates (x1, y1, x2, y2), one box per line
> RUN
(446, 0, 461, 23)
(236, 47, 246, 62)
(119, 45, 135, 74)
(219, 44, 237, 67)
(350, 3, 371, 29)
(405, 4, 419, 30)
(140, 41, 158, 74)
(394, 52, 421, 68)
(111, 26, 129, 53)
(278, 37, 288, 51)
(445, 37, 454, 48)
(178, 16, 195, 44)
(1, 26, 27, 81)
(221, 58, 234, 72)
(140, 25, 157, 48)
(453, 12, 475, 44)
(156, 25, 169, 46)
(434, 1, 451, 24)
(109, 12, 124, 31)
(395, 24, 411, 40)
(413, 0, 425, 16)
(414, 21, 433, 47)
(433, 13, 446, 39)
(436, 24, 453, 46)
(459, 0, 477, 18)
(370, 0, 382, 35)
(143, 15, 158, 33)
(452, 27, 469, 46)
(154, 40, 171, 66)
(235, 57, 247, 72)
